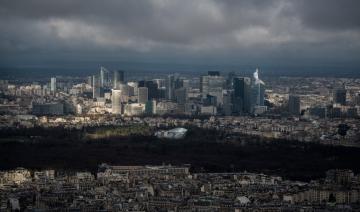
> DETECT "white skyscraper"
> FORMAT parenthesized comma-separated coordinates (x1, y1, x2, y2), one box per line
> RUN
(50, 77, 56, 93)
(112, 89, 122, 114)
(251, 68, 266, 112)
(254, 69, 265, 103)
(113, 70, 124, 89)
(166, 74, 177, 100)
(100, 66, 109, 88)
(127, 82, 138, 96)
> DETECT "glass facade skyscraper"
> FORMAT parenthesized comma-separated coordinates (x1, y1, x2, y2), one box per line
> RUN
(233, 77, 251, 114)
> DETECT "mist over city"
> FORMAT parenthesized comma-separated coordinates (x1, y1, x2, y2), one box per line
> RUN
(1, 0, 360, 211)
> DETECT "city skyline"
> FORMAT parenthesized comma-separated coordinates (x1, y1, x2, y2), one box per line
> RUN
(1, 1, 360, 210)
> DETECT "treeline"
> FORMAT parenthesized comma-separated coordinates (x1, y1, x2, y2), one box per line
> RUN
(0, 126, 360, 181)
(85, 125, 152, 139)
(0, 124, 153, 143)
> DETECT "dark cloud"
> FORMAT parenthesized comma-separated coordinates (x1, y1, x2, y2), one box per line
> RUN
(0, 0, 359, 69)
(292, 0, 360, 30)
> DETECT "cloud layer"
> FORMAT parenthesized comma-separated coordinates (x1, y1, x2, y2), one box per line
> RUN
(1, 0, 360, 69)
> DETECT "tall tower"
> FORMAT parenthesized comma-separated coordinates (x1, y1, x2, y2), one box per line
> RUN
(50, 77, 57, 93)
(175, 87, 187, 105)
(145, 100, 157, 115)
(251, 68, 265, 111)
(92, 75, 101, 99)
(112, 89, 122, 114)
(233, 77, 251, 114)
(100, 67, 105, 87)
(166, 75, 175, 100)
(138, 87, 149, 104)
(200, 72, 224, 106)
(139, 80, 158, 100)
(113, 70, 124, 89)
(100, 66, 110, 87)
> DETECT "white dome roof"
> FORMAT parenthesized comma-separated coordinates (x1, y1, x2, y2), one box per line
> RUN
(236, 196, 250, 204)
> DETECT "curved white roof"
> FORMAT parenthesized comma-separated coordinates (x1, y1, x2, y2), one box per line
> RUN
(236, 196, 250, 204)
(168, 128, 187, 133)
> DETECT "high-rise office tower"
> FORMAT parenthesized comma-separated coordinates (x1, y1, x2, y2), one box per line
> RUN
(174, 77, 184, 90)
(138, 87, 148, 104)
(100, 68, 105, 87)
(333, 87, 347, 105)
(226, 72, 236, 89)
(233, 77, 251, 114)
(175, 87, 187, 113)
(50, 77, 57, 93)
(174, 87, 187, 105)
(166, 75, 176, 100)
(119, 83, 130, 97)
(147, 81, 158, 100)
(288, 95, 301, 115)
(100, 66, 110, 88)
(112, 89, 122, 114)
(157, 88, 166, 99)
(223, 91, 233, 116)
(113, 70, 124, 89)
(127, 82, 138, 96)
(145, 100, 157, 115)
(92, 75, 101, 99)
(200, 73, 224, 106)
(139, 80, 158, 100)
(86, 76, 93, 86)
(251, 69, 265, 111)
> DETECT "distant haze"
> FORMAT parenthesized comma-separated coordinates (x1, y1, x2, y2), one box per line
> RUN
(0, 0, 360, 76)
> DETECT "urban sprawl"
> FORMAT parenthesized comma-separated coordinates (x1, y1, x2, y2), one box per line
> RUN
(1, 68, 360, 211)
(1, 165, 360, 211)
(0, 68, 359, 146)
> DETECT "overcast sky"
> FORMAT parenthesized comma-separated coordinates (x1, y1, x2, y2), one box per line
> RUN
(1, 0, 360, 72)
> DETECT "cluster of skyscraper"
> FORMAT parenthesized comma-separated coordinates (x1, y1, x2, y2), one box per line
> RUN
(87, 67, 267, 116)
(196, 69, 266, 115)
(89, 67, 125, 99)
(231, 69, 266, 115)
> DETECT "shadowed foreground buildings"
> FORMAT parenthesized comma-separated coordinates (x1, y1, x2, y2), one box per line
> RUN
(1, 165, 360, 211)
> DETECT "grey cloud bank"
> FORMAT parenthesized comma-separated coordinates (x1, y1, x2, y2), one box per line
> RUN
(0, 0, 359, 74)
